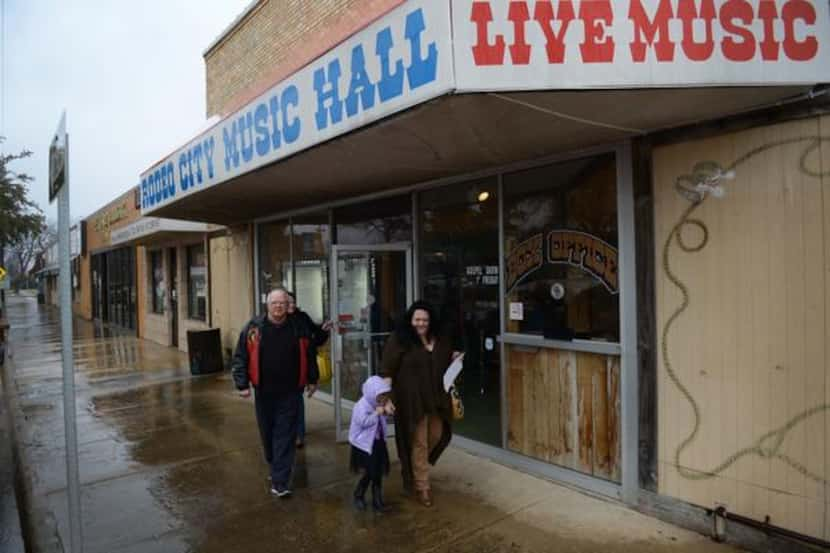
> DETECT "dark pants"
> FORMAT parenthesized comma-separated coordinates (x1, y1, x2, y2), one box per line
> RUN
(254, 392, 300, 486)
(296, 393, 305, 442)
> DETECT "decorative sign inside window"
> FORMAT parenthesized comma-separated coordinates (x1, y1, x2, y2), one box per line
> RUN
(507, 230, 618, 294)
(506, 233, 544, 291)
(547, 230, 618, 294)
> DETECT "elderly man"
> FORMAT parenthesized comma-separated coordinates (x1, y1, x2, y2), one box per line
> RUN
(232, 287, 318, 498)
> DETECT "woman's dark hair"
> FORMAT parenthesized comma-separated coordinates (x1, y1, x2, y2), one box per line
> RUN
(395, 300, 438, 347)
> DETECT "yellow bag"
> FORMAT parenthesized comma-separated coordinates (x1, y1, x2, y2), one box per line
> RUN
(316, 344, 332, 384)
(450, 385, 464, 421)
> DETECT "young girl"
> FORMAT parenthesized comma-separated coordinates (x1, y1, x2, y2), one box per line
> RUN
(349, 375, 394, 512)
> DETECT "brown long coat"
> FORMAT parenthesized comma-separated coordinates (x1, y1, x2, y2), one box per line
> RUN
(380, 333, 453, 490)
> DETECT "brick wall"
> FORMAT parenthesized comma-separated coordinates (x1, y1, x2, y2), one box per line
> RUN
(204, 0, 404, 117)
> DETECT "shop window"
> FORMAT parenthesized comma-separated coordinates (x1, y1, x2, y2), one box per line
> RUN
(291, 213, 330, 323)
(258, 220, 292, 312)
(503, 153, 619, 343)
(151, 250, 165, 314)
(292, 212, 332, 393)
(187, 244, 207, 321)
(71, 257, 80, 301)
(420, 178, 501, 446)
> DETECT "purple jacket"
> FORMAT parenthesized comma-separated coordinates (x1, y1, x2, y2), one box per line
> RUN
(348, 376, 391, 454)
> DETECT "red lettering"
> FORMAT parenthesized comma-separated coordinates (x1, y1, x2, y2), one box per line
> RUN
(533, 0, 576, 64)
(471, 1, 506, 65)
(508, 1, 532, 64)
(757, 0, 780, 60)
(629, 0, 675, 62)
(678, 0, 716, 61)
(782, 0, 818, 61)
(579, 0, 615, 63)
(720, 0, 756, 62)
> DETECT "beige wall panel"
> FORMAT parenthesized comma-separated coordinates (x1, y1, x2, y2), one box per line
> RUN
(654, 116, 829, 540)
(210, 227, 253, 356)
(143, 313, 170, 348)
(821, 114, 830, 542)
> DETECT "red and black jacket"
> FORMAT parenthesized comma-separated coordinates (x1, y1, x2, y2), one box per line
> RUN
(231, 314, 319, 391)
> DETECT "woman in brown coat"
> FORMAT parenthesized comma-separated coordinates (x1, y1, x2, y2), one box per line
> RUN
(381, 301, 455, 507)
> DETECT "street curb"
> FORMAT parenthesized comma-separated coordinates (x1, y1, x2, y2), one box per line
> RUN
(1, 344, 65, 553)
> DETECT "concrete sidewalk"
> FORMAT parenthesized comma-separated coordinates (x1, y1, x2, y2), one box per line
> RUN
(3, 294, 741, 553)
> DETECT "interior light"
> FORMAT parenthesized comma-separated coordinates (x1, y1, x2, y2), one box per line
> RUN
(477, 191, 490, 202)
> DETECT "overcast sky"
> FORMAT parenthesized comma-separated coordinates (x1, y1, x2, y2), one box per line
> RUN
(2, 0, 250, 222)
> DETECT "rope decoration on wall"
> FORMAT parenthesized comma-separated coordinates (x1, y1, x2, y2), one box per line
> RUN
(663, 136, 830, 483)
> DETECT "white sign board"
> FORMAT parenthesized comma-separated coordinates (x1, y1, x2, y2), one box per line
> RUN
(452, 0, 830, 91)
(509, 302, 524, 321)
(110, 217, 211, 245)
(141, 0, 453, 214)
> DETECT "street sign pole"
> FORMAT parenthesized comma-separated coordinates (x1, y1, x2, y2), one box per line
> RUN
(51, 111, 83, 553)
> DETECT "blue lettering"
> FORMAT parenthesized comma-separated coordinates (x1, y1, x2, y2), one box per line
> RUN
(239, 113, 255, 163)
(191, 143, 204, 185)
(167, 162, 175, 198)
(313, 60, 343, 130)
(254, 103, 271, 157)
(179, 153, 190, 191)
(269, 95, 282, 150)
(141, 178, 148, 208)
(376, 27, 404, 102)
(405, 8, 437, 90)
(161, 167, 169, 200)
(345, 45, 376, 117)
(153, 171, 161, 204)
(203, 137, 216, 179)
(281, 86, 301, 144)
(223, 122, 240, 171)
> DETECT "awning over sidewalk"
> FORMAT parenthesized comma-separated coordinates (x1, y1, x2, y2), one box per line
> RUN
(110, 217, 213, 247)
(140, 0, 830, 225)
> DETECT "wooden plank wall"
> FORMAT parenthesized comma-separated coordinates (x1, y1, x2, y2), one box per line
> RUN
(653, 116, 829, 540)
(507, 346, 621, 482)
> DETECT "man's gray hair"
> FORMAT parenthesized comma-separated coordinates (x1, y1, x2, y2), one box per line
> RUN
(266, 287, 289, 303)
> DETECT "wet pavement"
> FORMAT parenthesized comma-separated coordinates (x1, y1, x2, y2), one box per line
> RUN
(3, 294, 744, 553)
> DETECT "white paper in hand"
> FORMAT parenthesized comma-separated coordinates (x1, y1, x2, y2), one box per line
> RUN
(443, 353, 464, 392)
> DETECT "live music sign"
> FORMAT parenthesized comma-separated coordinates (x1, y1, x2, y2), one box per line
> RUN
(452, 0, 830, 91)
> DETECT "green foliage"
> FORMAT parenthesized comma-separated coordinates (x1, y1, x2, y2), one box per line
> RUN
(0, 138, 45, 252)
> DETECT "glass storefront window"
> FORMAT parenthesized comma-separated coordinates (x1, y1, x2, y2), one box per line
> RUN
(187, 244, 207, 321)
(258, 220, 292, 312)
(420, 178, 501, 446)
(291, 213, 330, 323)
(151, 250, 165, 314)
(503, 153, 619, 343)
(335, 195, 411, 245)
(292, 213, 333, 394)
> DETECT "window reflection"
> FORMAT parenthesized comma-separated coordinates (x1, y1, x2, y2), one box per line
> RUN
(420, 178, 501, 446)
(335, 195, 411, 245)
(503, 154, 619, 342)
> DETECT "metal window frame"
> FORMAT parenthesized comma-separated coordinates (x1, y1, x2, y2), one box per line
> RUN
(330, 242, 413, 442)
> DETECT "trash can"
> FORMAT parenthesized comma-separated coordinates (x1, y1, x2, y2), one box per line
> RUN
(186, 328, 223, 375)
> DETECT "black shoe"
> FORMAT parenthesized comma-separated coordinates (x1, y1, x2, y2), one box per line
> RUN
(371, 482, 389, 513)
(353, 478, 369, 511)
(270, 484, 292, 498)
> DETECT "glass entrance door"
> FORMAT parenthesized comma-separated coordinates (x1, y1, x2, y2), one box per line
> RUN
(331, 244, 412, 442)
